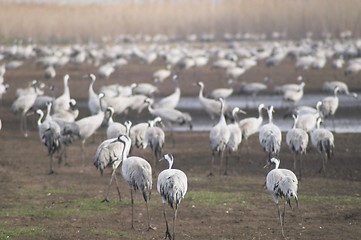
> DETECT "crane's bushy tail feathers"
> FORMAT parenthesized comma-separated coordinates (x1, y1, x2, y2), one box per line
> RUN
(42, 128, 61, 155)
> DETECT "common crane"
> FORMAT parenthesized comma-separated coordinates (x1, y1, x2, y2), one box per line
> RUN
(157, 153, 188, 240)
(266, 157, 298, 239)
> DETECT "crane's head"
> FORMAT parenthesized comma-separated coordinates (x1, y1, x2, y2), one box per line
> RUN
(159, 153, 174, 169)
(196, 81, 204, 87)
(258, 103, 265, 111)
(64, 74, 70, 82)
(115, 134, 132, 158)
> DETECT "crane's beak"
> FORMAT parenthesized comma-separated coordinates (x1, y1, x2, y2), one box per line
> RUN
(238, 109, 247, 114)
(158, 157, 165, 162)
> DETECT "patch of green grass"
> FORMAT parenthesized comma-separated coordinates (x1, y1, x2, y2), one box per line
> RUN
(0, 197, 126, 219)
(186, 191, 254, 207)
(301, 195, 361, 205)
(0, 225, 45, 239)
(90, 228, 132, 238)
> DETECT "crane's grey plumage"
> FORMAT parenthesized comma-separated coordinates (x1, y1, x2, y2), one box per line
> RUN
(286, 115, 309, 179)
(310, 118, 334, 173)
(294, 101, 322, 132)
(87, 73, 100, 115)
(121, 137, 154, 230)
(143, 117, 165, 167)
(153, 75, 180, 109)
(75, 93, 106, 165)
(225, 107, 246, 174)
(36, 106, 62, 174)
(94, 134, 131, 202)
(105, 107, 132, 139)
(319, 87, 340, 131)
(238, 81, 267, 108)
(129, 117, 162, 149)
(53, 74, 71, 113)
(209, 98, 230, 175)
(197, 81, 228, 120)
(259, 106, 282, 164)
(322, 81, 357, 98)
(157, 153, 188, 240)
(238, 103, 265, 156)
(11, 80, 38, 137)
(266, 157, 299, 239)
(146, 99, 192, 130)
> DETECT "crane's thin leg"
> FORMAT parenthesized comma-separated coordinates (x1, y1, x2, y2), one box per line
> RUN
(130, 187, 135, 230)
(48, 153, 54, 175)
(102, 169, 116, 202)
(145, 200, 156, 231)
(209, 152, 215, 176)
(299, 154, 303, 181)
(224, 151, 229, 175)
(277, 203, 286, 239)
(219, 150, 224, 175)
(173, 207, 178, 240)
(162, 202, 172, 240)
(81, 139, 86, 168)
(114, 173, 122, 201)
(293, 154, 297, 173)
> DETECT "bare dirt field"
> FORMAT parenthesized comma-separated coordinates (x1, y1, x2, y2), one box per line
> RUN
(0, 50, 361, 240)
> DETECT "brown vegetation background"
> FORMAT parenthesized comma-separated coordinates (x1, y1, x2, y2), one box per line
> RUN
(0, 0, 360, 42)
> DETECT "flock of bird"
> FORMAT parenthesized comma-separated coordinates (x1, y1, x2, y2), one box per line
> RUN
(0, 33, 360, 239)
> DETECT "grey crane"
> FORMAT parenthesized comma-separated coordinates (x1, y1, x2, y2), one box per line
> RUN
(120, 135, 154, 230)
(238, 103, 265, 156)
(86, 73, 100, 115)
(157, 153, 188, 240)
(319, 87, 340, 131)
(322, 81, 357, 98)
(209, 79, 235, 100)
(143, 117, 166, 167)
(146, 99, 192, 129)
(225, 107, 246, 174)
(209, 98, 230, 175)
(11, 80, 38, 137)
(153, 75, 180, 109)
(266, 157, 299, 239)
(129, 117, 162, 149)
(294, 101, 322, 132)
(51, 98, 79, 122)
(286, 114, 309, 179)
(310, 118, 334, 174)
(75, 93, 106, 165)
(94, 134, 131, 202)
(259, 106, 282, 164)
(36, 107, 61, 174)
(53, 74, 71, 113)
(105, 107, 131, 139)
(238, 80, 267, 108)
(196, 81, 224, 120)
(282, 82, 305, 106)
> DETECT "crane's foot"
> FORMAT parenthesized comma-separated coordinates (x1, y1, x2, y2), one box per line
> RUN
(48, 170, 55, 175)
(147, 225, 157, 231)
(207, 172, 214, 177)
(164, 230, 172, 240)
(101, 198, 110, 203)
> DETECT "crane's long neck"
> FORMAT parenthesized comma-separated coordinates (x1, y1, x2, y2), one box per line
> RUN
(292, 116, 298, 129)
(37, 111, 44, 126)
(267, 109, 273, 123)
(167, 159, 173, 169)
(147, 103, 155, 115)
(63, 78, 70, 98)
(89, 79, 95, 95)
(271, 158, 280, 169)
(198, 84, 204, 98)
(258, 106, 263, 121)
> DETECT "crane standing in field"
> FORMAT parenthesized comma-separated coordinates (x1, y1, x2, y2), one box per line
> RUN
(238, 103, 265, 157)
(94, 134, 131, 202)
(225, 107, 246, 174)
(310, 118, 335, 174)
(157, 153, 188, 240)
(36, 107, 62, 174)
(266, 157, 299, 239)
(286, 115, 309, 180)
(319, 87, 340, 131)
(120, 135, 155, 230)
(209, 98, 230, 176)
(11, 80, 38, 137)
(259, 106, 282, 165)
